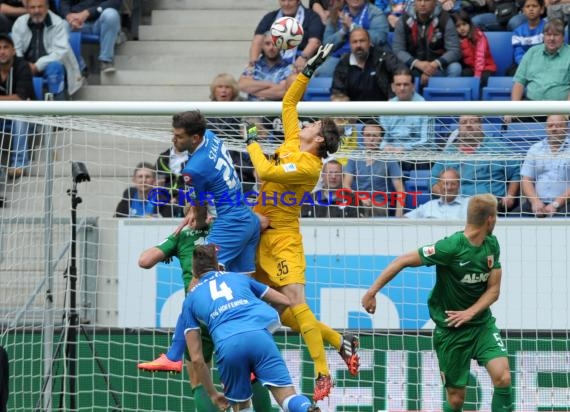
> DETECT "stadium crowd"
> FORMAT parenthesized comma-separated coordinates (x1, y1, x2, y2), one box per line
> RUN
(0, 1, 561, 411)
(2, 0, 570, 218)
(109, 0, 570, 219)
(0, 0, 138, 206)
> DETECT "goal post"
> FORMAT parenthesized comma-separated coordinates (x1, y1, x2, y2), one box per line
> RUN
(0, 101, 569, 412)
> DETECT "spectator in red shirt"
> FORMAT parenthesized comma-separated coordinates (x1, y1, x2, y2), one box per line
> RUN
(451, 10, 496, 88)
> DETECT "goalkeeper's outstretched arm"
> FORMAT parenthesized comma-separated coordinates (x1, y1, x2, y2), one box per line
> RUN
(282, 44, 334, 146)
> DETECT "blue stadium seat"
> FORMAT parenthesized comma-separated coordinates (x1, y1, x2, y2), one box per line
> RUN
(482, 118, 504, 137)
(32, 77, 44, 100)
(485, 32, 513, 76)
(69, 31, 82, 64)
(304, 76, 332, 101)
(423, 77, 480, 101)
(81, 33, 101, 44)
(405, 169, 432, 209)
(435, 116, 503, 147)
(434, 116, 458, 146)
(30, 32, 82, 101)
(482, 76, 513, 101)
(502, 122, 545, 154)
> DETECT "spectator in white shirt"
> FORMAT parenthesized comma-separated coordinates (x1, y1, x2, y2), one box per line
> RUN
(405, 168, 470, 219)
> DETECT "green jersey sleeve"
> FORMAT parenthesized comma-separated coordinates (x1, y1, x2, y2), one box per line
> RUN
(418, 235, 458, 267)
(156, 233, 178, 258)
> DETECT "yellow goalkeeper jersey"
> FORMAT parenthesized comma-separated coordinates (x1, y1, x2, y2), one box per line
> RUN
(247, 74, 322, 231)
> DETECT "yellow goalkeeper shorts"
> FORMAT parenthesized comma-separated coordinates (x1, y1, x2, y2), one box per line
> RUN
(255, 229, 306, 288)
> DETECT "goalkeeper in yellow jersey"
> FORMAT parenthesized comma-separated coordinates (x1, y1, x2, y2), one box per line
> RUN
(244, 44, 360, 402)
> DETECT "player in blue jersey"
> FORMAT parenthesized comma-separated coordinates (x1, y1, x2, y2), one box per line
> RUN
(140, 111, 273, 409)
(175, 112, 261, 273)
(184, 244, 320, 412)
(147, 112, 261, 365)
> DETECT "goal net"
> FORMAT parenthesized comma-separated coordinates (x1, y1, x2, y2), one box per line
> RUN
(0, 102, 569, 412)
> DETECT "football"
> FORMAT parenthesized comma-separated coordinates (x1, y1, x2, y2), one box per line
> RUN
(270, 17, 304, 50)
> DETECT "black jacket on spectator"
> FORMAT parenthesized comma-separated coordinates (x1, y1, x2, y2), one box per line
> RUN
(0, 0, 24, 33)
(0, 56, 34, 100)
(331, 45, 401, 101)
(393, 9, 460, 68)
(59, 0, 121, 21)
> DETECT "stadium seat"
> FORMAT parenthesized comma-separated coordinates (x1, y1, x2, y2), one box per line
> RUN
(422, 77, 480, 101)
(482, 76, 513, 101)
(482, 117, 504, 137)
(32, 77, 44, 100)
(69, 31, 82, 64)
(435, 116, 503, 147)
(502, 122, 545, 154)
(485, 32, 513, 76)
(434, 116, 458, 146)
(404, 169, 432, 209)
(80, 33, 101, 44)
(304, 76, 332, 101)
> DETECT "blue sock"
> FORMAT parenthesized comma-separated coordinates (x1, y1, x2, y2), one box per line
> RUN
(165, 313, 186, 361)
(283, 394, 312, 412)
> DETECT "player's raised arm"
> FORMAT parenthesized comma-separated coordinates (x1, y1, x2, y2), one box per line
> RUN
(361, 250, 423, 314)
(138, 247, 167, 269)
(244, 123, 320, 184)
(281, 43, 334, 148)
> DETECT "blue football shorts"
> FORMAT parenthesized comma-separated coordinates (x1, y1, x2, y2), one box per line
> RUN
(216, 329, 292, 402)
(207, 211, 260, 273)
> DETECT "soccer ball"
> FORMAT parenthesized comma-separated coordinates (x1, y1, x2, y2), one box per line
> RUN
(270, 17, 304, 50)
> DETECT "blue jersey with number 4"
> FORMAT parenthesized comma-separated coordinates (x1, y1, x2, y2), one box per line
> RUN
(183, 271, 280, 344)
(181, 130, 249, 219)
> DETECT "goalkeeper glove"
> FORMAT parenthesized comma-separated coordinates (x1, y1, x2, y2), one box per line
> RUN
(302, 43, 334, 78)
(244, 122, 258, 146)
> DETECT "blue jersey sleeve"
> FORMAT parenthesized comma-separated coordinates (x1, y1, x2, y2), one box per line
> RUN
(182, 295, 201, 330)
(249, 277, 270, 299)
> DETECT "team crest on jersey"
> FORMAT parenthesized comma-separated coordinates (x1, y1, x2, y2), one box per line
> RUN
(422, 245, 435, 256)
(487, 255, 494, 268)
